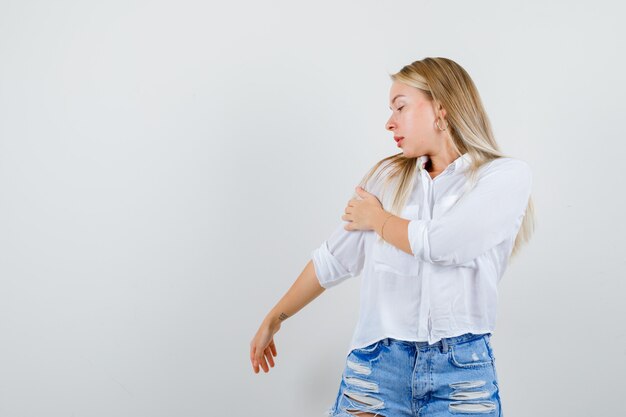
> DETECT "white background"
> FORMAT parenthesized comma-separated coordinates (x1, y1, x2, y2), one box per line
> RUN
(0, 1, 624, 416)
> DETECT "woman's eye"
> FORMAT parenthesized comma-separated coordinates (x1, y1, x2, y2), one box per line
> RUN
(397, 106, 404, 111)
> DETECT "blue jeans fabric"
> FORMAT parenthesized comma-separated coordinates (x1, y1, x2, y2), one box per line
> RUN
(326, 333, 502, 417)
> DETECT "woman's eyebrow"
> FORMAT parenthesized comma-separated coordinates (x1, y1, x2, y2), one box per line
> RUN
(389, 94, 406, 109)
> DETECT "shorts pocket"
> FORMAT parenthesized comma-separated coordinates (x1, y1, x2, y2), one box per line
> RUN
(351, 339, 383, 355)
(484, 334, 496, 361)
(448, 336, 494, 368)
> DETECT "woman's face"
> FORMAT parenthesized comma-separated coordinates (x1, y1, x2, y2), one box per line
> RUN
(385, 80, 445, 158)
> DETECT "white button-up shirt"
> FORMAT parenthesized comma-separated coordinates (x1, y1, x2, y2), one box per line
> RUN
(311, 153, 533, 356)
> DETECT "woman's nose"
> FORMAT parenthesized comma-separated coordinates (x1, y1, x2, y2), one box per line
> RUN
(385, 116, 395, 131)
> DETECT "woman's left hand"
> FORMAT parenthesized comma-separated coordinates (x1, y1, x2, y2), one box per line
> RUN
(342, 186, 384, 231)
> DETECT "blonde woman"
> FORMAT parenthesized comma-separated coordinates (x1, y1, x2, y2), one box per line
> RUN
(250, 57, 534, 417)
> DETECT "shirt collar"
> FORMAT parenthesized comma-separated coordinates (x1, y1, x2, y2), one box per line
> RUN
(417, 152, 470, 174)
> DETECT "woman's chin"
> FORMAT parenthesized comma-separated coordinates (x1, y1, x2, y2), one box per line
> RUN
(400, 148, 416, 158)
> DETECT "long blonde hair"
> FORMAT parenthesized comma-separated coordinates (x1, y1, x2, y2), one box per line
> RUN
(355, 57, 535, 261)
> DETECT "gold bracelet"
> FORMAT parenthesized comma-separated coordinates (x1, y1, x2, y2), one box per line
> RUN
(380, 213, 394, 241)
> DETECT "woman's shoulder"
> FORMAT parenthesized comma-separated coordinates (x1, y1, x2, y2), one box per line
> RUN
(483, 156, 531, 174)
(479, 156, 532, 187)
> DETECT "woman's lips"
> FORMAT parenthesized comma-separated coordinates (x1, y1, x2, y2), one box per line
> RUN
(394, 136, 404, 147)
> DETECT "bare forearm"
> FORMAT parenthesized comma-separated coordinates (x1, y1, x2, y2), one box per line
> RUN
(264, 260, 325, 329)
(373, 209, 412, 254)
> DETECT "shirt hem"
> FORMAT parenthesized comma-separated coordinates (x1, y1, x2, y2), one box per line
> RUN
(347, 328, 495, 357)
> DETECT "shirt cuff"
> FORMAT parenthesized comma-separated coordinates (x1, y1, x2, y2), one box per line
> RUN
(407, 219, 431, 262)
(311, 241, 354, 289)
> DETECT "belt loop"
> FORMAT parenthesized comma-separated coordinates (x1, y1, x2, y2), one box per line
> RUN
(441, 337, 448, 354)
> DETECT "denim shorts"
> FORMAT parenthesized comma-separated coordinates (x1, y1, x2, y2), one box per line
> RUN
(325, 333, 502, 417)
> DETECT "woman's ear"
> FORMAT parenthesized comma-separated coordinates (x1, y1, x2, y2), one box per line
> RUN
(431, 100, 446, 120)
(436, 101, 447, 119)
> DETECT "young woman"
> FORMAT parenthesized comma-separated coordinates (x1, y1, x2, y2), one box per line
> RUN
(250, 57, 535, 417)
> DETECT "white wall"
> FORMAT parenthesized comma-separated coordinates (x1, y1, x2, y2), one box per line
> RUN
(0, 1, 623, 416)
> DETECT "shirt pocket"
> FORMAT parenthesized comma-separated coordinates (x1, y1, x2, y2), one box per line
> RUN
(433, 194, 462, 217)
(372, 203, 420, 277)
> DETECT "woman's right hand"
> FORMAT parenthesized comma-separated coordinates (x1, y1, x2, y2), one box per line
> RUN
(250, 318, 280, 374)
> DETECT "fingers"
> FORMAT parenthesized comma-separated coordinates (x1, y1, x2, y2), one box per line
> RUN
(252, 347, 267, 373)
(250, 342, 277, 374)
(257, 351, 269, 373)
(251, 343, 266, 374)
(250, 344, 260, 373)
(257, 347, 274, 373)
(264, 346, 275, 368)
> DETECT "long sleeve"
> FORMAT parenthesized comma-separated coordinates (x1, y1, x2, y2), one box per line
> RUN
(407, 159, 532, 267)
(311, 220, 368, 289)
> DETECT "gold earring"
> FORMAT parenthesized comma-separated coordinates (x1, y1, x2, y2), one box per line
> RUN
(435, 117, 448, 131)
